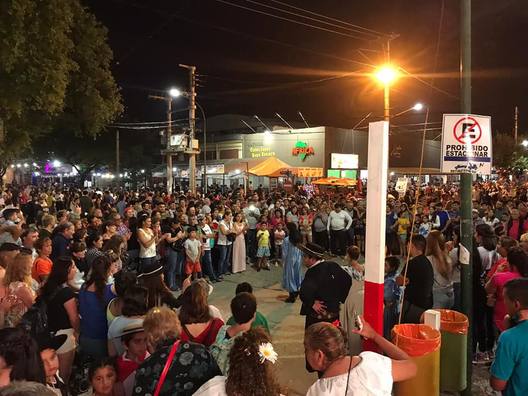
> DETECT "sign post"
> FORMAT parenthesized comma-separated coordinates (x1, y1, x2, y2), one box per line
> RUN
(363, 121, 389, 349)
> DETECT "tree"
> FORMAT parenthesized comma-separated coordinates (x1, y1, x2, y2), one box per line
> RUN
(0, 0, 122, 180)
(492, 132, 517, 168)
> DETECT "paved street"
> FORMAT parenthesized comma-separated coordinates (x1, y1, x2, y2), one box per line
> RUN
(207, 264, 317, 395)
(207, 262, 497, 396)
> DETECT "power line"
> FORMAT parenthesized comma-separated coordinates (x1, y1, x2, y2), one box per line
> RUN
(269, 0, 388, 37)
(242, 0, 383, 39)
(213, 0, 378, 42)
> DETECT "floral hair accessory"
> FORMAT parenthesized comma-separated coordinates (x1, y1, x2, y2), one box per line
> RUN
(258, 342, 278, 364)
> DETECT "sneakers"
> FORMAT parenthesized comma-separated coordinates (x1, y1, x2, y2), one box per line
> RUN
(472, 351, 491, 365)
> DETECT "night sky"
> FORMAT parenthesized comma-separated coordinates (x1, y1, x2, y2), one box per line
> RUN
(83, 0, 528, 136)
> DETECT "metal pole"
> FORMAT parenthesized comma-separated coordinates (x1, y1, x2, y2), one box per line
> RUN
(116, 129, 120, 181)
(167, 98, 173, 194)
(384, 84, 390, 122)
(197, 103, 207, 194)
(181, 64, 197, 195)
(460, 0, 473, 394)
(514, 106, 519, 144)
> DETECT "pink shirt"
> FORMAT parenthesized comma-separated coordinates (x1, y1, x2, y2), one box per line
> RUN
(491, 270, 521, 332)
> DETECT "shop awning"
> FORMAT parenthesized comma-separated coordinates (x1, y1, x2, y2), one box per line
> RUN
(312, 177, 357, 186)
(248, 157, 292, 177)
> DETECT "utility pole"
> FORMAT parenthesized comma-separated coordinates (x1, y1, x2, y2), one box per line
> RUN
(149, 94, 174, 194)
(115, 129, 120, 181)
(514, 106, 519, 144)
(180, 64, 197, 195)
(460, 0, 473, 394)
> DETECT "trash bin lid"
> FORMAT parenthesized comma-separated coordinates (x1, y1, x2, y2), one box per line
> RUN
(392, 324, 441, 357)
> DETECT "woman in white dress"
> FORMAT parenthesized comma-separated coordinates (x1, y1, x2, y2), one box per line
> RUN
(304, 318, 416, 396)
(232, 212, 247, 274)
(193, 327, 284, 396)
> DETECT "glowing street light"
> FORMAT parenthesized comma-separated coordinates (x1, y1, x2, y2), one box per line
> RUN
(413, 102, 424, 111)
(169, 88, 181, 98)
(374, 65, 399, 86)
(522, 140, 528, 148)
(373, 64, 400, 122)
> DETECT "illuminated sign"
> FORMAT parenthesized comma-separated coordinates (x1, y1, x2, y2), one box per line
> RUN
(331, 153, 359, 169)
(292, 141, 314, 161)
(249, 146, 275, 159)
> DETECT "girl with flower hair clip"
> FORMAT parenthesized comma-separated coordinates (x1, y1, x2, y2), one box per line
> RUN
(194, 327, 284, 396)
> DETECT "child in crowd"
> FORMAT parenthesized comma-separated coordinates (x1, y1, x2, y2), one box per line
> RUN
(226, 282, 270, 333)
(343, 245, 364, 281)
(418, 214, 432, 237)
(490, 278, 528, 395)
(116, 324, 149, 396)
(273, 223, 285, 266)
(184, 227, 203, 280)
(81, 357, 122, 396)
(256, 222, 271, 271)
(383, 256, 401, 339)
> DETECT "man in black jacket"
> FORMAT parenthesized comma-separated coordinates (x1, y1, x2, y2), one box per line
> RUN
(400, 234, 434, 323)
(299, 242, 352, 329)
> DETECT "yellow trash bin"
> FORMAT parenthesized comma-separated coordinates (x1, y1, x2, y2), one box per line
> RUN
(392, 324, 441, 396)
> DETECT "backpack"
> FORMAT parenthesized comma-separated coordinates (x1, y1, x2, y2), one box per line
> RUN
(18, 288, 61, 340)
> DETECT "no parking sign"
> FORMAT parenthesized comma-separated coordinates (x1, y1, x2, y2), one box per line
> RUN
(441, 114, 492, 174)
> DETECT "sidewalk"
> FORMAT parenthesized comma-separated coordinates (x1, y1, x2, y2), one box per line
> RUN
(206, 262, 496, 396)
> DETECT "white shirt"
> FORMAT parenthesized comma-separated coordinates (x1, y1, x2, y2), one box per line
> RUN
(306, 352, 393, 396)
(184, 238, 201, 261)
(138, 228, 156, 258)
(201, 224, 213, 251)
(327, 210, 352, 231)
(217, 220, 233, 246)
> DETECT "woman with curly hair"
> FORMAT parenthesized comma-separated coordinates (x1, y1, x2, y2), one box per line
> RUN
(194, 327, 283, 396)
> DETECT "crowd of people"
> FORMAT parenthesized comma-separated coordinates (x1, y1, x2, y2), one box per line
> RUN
(0, 177, 526, 395)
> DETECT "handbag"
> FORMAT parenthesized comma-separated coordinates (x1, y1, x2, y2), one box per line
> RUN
(153, 340, 180, 396)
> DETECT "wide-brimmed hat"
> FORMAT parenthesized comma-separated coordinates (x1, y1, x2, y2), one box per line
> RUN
(298, 242, 326, 259)
(0, 242, 21, 252)
(137, 265, 163, 278)
(36, 334, 68, 352)
(116, 319, 145, 338)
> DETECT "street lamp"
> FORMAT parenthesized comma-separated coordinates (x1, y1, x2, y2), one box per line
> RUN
(169, 88, 181, 98)
(392, 102, 425, 118)
(374, 64, 400, 121)
(521, 140, 528, 148)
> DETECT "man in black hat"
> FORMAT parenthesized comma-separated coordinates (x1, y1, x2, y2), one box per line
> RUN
(298, 242, 352, 329)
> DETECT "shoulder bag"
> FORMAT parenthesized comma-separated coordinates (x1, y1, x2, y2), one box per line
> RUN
(153, 340, 181, 396)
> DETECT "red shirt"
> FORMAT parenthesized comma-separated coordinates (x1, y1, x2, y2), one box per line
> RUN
(179, 318, 224, 347)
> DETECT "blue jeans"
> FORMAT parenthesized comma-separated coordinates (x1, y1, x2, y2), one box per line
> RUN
(217, 244, 232, 275)
(201, 250, 217, 280)
(139, 256, 157, 274)
(166, 249, 184, 289)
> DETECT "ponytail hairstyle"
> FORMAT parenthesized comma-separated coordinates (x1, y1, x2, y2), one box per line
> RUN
(84, 255, 112, 303)
(304, 322, 348, 364)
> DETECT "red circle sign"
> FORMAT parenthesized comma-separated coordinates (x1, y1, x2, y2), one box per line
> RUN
(453, 116, 482, 144)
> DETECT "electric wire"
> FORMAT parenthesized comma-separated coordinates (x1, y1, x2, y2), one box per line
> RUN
(241, 0, 383, 39)
(268, 0, 388, 37)
(213, 0, 378, 42)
